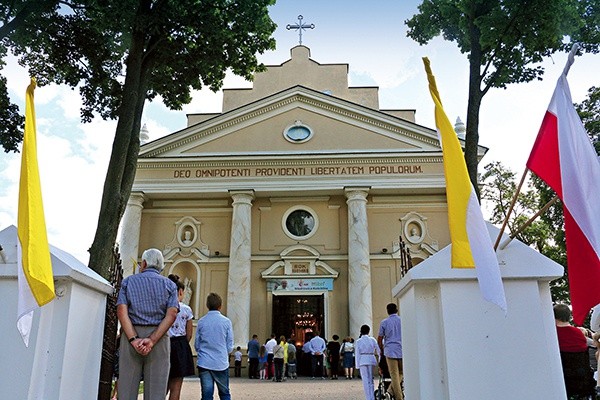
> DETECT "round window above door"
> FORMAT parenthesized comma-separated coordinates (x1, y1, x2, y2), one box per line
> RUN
(282, 206, 318, 240)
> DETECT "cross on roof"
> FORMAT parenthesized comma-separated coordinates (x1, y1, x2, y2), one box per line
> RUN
(286, 15, 315, 45)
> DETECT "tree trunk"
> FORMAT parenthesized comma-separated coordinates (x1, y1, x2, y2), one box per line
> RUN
(465, 13, 484, 200)
(87, 27, 150, 279)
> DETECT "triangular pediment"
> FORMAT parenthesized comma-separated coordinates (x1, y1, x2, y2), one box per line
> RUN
(140, 86, 450, 159)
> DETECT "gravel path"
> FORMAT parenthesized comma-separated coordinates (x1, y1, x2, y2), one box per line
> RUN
(138, 376, 367, 399)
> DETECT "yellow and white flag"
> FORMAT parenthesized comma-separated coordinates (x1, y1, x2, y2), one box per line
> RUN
(17, 78, 55, 346)
(422, 58, 506, 311)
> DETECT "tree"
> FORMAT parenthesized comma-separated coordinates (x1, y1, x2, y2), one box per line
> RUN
(0, 0, 59, 152)
(406, 0, 599, 196)
(575, 85, 600, 154)
(480, 161, 569, 302)
(4, 0, 277, 278)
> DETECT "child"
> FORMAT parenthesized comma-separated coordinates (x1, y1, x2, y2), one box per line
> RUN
(234, 346, 243, 377)
(259, 345, 268, 380)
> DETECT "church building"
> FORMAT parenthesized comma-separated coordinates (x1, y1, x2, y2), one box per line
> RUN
(118, 45, 485, 350)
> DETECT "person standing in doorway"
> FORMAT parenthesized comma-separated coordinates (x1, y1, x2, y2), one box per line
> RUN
(287, 339, 297, 379)
(195, 293, 234, 400)
(117, 248, 179, 400)
(280, 335, 289, 379)
(247, 334, 260, 379)
(327, 334, 341, 379)
(378, 303, 403, 400)
(265, 334, 277, 380)
(309, 331, 327, 379)
(341, 337, 355, 379)
(273, 339, 285, 382)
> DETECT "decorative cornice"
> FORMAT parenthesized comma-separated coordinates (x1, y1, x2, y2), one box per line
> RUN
(144, 91, 439, 157)
(137, 156, 443, 170)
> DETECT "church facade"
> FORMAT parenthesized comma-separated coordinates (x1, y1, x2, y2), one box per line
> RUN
(118, 46, 483, 349)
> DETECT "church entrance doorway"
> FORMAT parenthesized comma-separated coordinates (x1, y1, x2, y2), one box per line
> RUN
(272, 294, 325, 376)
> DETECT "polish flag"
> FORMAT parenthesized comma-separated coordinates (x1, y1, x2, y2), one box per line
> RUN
(526, 45, 600, 325)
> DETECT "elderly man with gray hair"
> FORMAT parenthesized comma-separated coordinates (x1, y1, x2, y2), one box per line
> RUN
(117, 248, 179, 400)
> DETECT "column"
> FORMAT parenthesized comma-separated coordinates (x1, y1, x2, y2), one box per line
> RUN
(118, 192, 145, 277)
(227, 190, 254, 348)
(345, 187, 373, 337)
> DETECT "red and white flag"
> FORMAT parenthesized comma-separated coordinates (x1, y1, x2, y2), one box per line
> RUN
(526, 45, 600, 325)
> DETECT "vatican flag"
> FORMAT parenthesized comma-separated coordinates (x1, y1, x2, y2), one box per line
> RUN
(17, 78, 55, 347)
(422, 58, 506, 312)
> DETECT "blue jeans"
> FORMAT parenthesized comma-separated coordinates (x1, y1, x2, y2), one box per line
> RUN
(198, 367, 231, 400)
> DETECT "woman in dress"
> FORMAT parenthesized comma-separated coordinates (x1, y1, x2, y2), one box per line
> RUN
(355, 325, 380, 400)
(341, 336, 355, 379)
(167, 274, 196, 400)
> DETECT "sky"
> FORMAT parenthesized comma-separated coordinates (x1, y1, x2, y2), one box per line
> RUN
(1, 0, 599, 264)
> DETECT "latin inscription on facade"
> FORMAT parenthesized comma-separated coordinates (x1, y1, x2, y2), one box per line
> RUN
(291, 263, 309, 274)
(172, 164, 423, 179)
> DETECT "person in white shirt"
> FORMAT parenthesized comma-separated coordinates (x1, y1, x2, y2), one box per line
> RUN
(355, 325, 380, 400)
(233, 347, 242, 377)
(265, 334, 277, 380)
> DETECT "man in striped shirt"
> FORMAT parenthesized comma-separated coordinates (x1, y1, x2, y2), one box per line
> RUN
(117, 248, 179, 400)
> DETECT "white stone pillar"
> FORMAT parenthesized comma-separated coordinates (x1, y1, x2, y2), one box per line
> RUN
(119, 192, 145, 277)
(227, 190, 254, 348)
(393, 224, 566, 400)
(345, 187, 373, 337)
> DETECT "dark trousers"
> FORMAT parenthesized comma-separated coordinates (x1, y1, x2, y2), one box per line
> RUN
(248, 357, 259, 378)
(329, 354, 340, 377)
(234, 360, 241, 377)
(311, 354, 324, 377)
(274, 358, 284, 381)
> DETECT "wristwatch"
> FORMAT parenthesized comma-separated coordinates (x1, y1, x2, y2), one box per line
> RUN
(128, 336, 139, 343)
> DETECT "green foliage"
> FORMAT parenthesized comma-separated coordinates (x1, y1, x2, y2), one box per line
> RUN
(0, 0, 277, 150)
(0, 0, 59, 152)
(0, 72, 24, 152)
(575, 85, 600, 153)
(407, 0, 584, 90)
(1, 0, 278, 282)
(481, 161, 569, 302)
(406, 0, 600, 193)
(8, 0, 277, 122)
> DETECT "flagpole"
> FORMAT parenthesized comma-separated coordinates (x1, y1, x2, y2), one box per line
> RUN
(498, 195, 559, 250)
(493, 167, 530, 250)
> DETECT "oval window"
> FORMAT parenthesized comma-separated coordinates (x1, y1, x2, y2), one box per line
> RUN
(284, 121, 313, 143)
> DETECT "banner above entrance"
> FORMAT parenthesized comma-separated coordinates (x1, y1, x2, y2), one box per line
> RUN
(267, 278, 333, 292)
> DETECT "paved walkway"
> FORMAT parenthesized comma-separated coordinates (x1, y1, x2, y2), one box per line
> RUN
(138, 376, 367, 399)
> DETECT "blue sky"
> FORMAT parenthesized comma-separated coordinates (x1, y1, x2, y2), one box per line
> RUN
(1, 0, 599, 264)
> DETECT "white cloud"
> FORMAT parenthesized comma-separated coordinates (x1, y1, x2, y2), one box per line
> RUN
(2, 0, 599, 269)
(57, 87, 84, 120)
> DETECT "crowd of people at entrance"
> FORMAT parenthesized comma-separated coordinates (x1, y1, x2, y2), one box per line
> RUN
(113, 247, 407, 400)
(239, 302, 405, 400)
(110, 246, 600, 400)
(246, 332, 346, 382)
